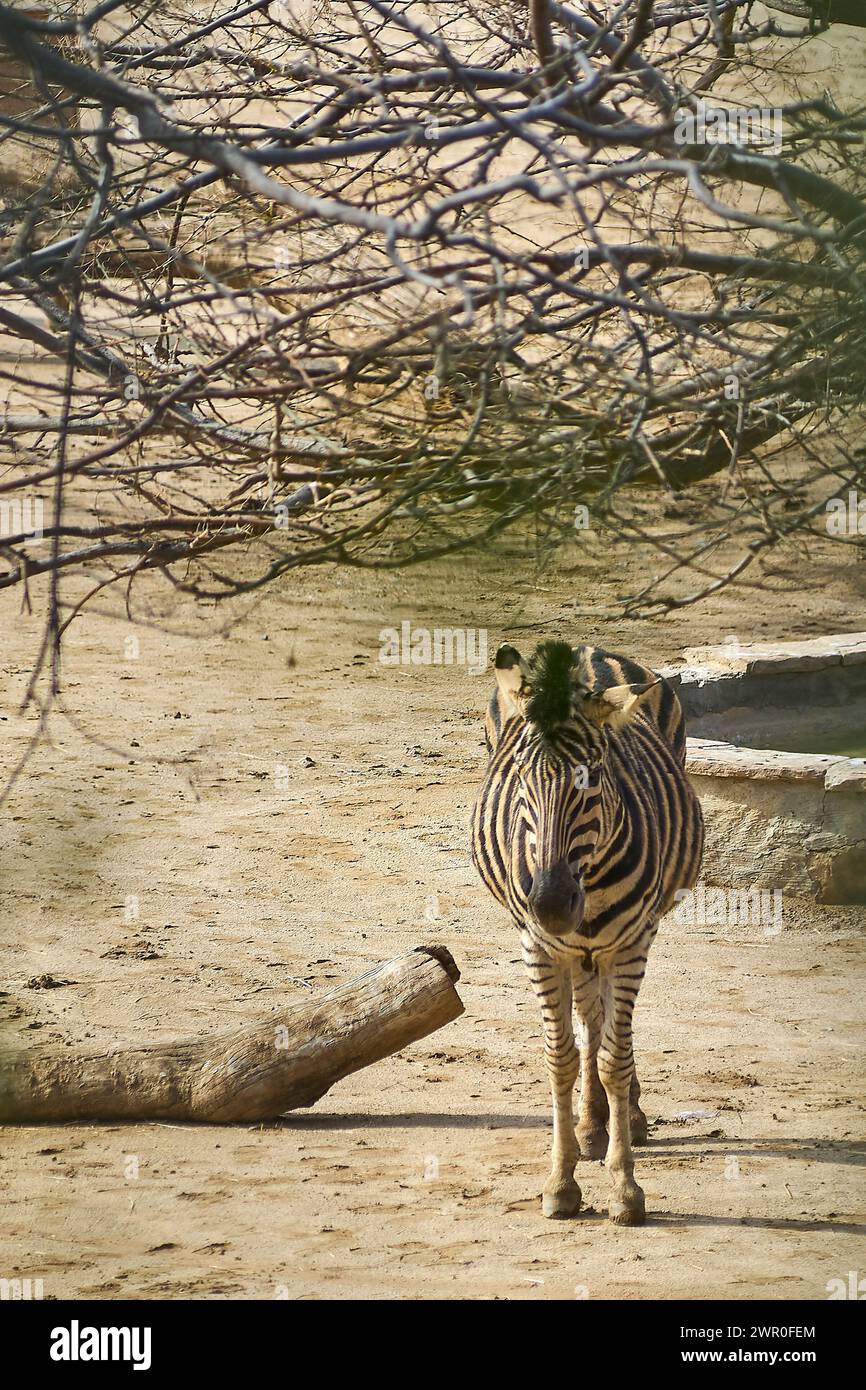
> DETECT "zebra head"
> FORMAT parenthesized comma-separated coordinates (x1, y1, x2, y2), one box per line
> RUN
(494, 640, 657, 938)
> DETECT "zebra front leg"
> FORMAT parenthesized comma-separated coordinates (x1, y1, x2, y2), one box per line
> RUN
(573, 969, 608, 1161)
(597, 967, 646, 1226)
(522, 934, 581, 1218)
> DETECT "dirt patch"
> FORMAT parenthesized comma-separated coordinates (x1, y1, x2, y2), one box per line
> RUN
(0, 517, 864, 1299)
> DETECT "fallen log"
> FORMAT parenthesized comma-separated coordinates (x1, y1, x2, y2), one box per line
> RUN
(0, 945, 463, 1124)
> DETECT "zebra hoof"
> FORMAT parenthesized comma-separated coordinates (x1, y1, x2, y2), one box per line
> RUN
(608, 1185, 646, 1226)
(576, 1127, 608, 1162)
(542, 1181, 582, 1219)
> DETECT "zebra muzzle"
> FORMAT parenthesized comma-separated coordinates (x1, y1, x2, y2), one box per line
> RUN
(528, 861, 585, 936)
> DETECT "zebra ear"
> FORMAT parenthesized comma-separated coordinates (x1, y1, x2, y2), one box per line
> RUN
(586, 680, 659, 728)
(494, 643, 529, 708)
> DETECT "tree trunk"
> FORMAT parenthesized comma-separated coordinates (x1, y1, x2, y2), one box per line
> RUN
(0, 945, 463, 1124)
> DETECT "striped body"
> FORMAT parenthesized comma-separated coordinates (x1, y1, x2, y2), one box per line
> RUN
(471, 640, 703, 1223)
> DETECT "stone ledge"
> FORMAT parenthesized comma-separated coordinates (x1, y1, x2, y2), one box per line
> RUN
(675, 631, 866, 678)
(686, 737, 866, 790)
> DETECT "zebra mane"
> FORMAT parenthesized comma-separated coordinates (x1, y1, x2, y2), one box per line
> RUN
(525, 641, 577, 735)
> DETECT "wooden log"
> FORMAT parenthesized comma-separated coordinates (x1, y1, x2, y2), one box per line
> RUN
(0, 945, 463, 1124)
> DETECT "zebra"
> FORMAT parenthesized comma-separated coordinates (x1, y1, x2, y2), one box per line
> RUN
(471, 639, 703, 1224)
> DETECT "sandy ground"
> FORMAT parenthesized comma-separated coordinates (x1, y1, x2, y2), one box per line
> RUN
(0, 510, 864, 1301)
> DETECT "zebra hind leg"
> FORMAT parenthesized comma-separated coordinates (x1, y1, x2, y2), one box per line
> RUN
(629, 924, 659, 1147)
(577, 1042, 648, 1153)
(630, 1068, 649, 1146)
(573, 972, 608, 1161)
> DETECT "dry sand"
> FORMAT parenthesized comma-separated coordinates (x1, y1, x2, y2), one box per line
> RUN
(0, 513, 864, 1300)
